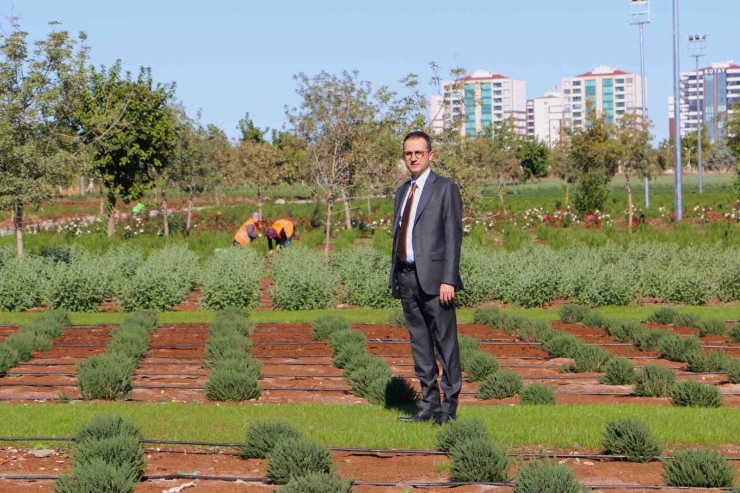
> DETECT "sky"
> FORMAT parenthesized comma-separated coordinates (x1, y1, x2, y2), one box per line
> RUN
(5, 0, 740, 143)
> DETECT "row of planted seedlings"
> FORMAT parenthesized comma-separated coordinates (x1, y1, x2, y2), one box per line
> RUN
(203, 308, 262, 401)
(0, 310, 70, 376)
(473, 306, 731, 408)
(439, 415, 740, 489)
(564, 304, 740, 407)
(76, 311, 158, 400)
(312, 315, 417, 407)
(39, 413, 740, 492)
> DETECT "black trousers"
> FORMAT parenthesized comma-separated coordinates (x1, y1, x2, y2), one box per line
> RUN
(398, 266, 462, 416)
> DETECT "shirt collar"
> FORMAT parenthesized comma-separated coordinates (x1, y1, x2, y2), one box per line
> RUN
(410, 167, 431, 189)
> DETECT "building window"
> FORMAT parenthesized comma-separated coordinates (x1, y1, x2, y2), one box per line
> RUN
(573, 104, 582, 110)
(573, 80, 582, 87)
(494, 106, 502, 111)
(573, 96, 582, 102)
(574, 119, 582, 125)
(615, 78, 625, 84)
(493, 82, 502, 88)
(573, 112, 582, 117)
(493, 90, 502, 96)
(564, 89, 571, 94)
(626, 78, 633, 83)
(616, 102, 625, 108)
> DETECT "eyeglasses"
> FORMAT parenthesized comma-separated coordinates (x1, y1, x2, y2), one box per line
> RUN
(403, 150, 429, 160)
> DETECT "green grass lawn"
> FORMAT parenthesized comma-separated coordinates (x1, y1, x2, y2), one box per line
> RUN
(1, 305, 737, 326)
(1, 402, 739, 450)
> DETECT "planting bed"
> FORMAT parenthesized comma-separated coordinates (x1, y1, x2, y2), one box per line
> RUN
(2, 321, 740, 406)
(3, 444, 740, 492)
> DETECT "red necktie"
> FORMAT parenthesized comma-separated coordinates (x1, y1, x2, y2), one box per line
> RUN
(397, 182, 417, 262)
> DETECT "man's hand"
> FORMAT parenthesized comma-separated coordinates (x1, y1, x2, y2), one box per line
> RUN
(439, 283, 455, 305)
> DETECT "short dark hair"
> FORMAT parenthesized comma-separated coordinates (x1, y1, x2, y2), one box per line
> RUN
(403, 130, 432, 152)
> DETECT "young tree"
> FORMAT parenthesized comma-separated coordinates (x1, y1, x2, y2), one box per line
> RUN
(488, 118, 523, 214)
(518, 138, 550, 181)
(726, 103, 740, 162)
(73, 64, 176, 237)
(0, 19, 89, 257)
(569, 110, 622, 214)
(234, 139, 285, 218)
(549, 133, 578, 206)
(615, 112, 655, 230)
(681, 125, 711, 170)
(705, 139, 736, 173)
(286, 70, 376, 254)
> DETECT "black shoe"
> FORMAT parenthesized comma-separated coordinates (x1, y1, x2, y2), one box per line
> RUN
(397, 409, 436, 423)
(434, 413, 457, 426)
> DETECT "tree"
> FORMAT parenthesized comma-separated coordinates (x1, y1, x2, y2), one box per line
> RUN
(73, 63, 176, 237)
(705, 139, 736, 173)
(549, 133, 578, 206)
(518, 139, 550, 181)
(569, 110, 622, 214)
(681, 124, 711, 170)
(727, 103, 740, 162)
(488, 118, 523, 214)
(0, 18, 89, 257)
(234, 139, 285, 217)
(286, 70, 377, 254)
(238, 112, 268, 144)
(615, 112, 655, 230)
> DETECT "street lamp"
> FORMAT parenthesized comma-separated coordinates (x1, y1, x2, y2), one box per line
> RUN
(688, 34, 707, 193)
(672, 0, 683, 220)
(629, 0, 651, 209)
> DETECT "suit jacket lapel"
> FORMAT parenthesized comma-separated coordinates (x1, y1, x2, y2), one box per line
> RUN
(414, 171, 437, 225)
(393, 181, 410, 239)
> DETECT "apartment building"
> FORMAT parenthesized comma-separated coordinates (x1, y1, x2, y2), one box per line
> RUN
(561, 65, 645, 130)
(526, 91, 564, 145)
(429, 69, 527, 137)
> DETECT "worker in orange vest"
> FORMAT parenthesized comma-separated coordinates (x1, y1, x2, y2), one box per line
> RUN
(266, 218, 296, 252)
(233, 212, 262, 247)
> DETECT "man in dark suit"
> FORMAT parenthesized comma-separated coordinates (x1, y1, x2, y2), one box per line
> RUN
(389, 130, 463, 425)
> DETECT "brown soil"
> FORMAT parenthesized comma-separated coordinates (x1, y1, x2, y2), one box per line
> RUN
(173, 290, 202, 312)
(3, 447, 740, 492)
(3, 322, 740, 406)
(258, 276, 273, 311)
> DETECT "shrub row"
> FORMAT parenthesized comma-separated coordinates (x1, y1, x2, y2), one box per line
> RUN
(54, 415, 146, 493)
(240, 419, 352, 490)
(204, 309, 262, 402)
(318, 315, 416, 408)
(435, 418, 584, 491)
(199, 247, 263, 310)
(76, 311, 158, 400)
(271, 246, 338, 310)
(332, 247, 397, 309)
(0, 310, 70, 376)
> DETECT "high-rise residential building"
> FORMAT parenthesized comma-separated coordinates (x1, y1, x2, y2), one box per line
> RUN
(526, 91, 564, 145)
(675, 61, 740, 142)
(429, 69, 527, 137)
(561, 65, 645, 130)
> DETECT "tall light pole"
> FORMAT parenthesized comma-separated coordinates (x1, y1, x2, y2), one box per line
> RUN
(688, 34, 707, 193)
(672, 0, 683, 220)
(630, 0, 651, 209)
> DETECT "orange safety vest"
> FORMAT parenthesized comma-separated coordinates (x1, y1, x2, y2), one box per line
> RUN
(234, 217, 258, 246)
(272, 219, 295, 239)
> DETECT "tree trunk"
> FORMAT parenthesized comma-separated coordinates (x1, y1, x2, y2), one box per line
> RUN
(497, 184, 507, 215)
(564, 182, 570, 207)
(341, 187, 352, 230)
(366, 196, 371, 216)
(99, 191, 105, 217)
(324, 201, 332, 257)
(15, 198, 24, 259)
(257, 186, 263, 219)
(106, 194, 116, 238)
(214, 189, 220, 206)
(186, 189, 194, 236)
(161, 187, 169, 237)
(626, 173, 633, 233)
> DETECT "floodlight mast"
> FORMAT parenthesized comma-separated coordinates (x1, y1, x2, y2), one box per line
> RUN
(629, 0, 651, 209)
(688, 33, 707, 193)
(672, 0, 683, 220)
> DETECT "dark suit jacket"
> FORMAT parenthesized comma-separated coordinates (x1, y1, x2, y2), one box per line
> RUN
(389, 169, 464, 299)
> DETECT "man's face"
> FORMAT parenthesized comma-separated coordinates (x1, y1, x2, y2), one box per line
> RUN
(403, 137, 433, 178)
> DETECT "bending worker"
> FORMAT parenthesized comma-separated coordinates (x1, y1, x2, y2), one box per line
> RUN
(233, 212, 262, 247)
(266, 218, 296, 252)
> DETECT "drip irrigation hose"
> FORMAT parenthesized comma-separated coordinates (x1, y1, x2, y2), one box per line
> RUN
(0, 473, 736, 490)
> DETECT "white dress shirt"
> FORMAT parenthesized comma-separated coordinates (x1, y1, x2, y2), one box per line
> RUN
(398, 167, 431, 264)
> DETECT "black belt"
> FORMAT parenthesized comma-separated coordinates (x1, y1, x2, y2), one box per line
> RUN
(397, 262, 416, 272)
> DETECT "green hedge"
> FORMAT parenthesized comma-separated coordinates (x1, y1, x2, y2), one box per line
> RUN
(271, 246, 338, 310)
(200, 247, 263, 310)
